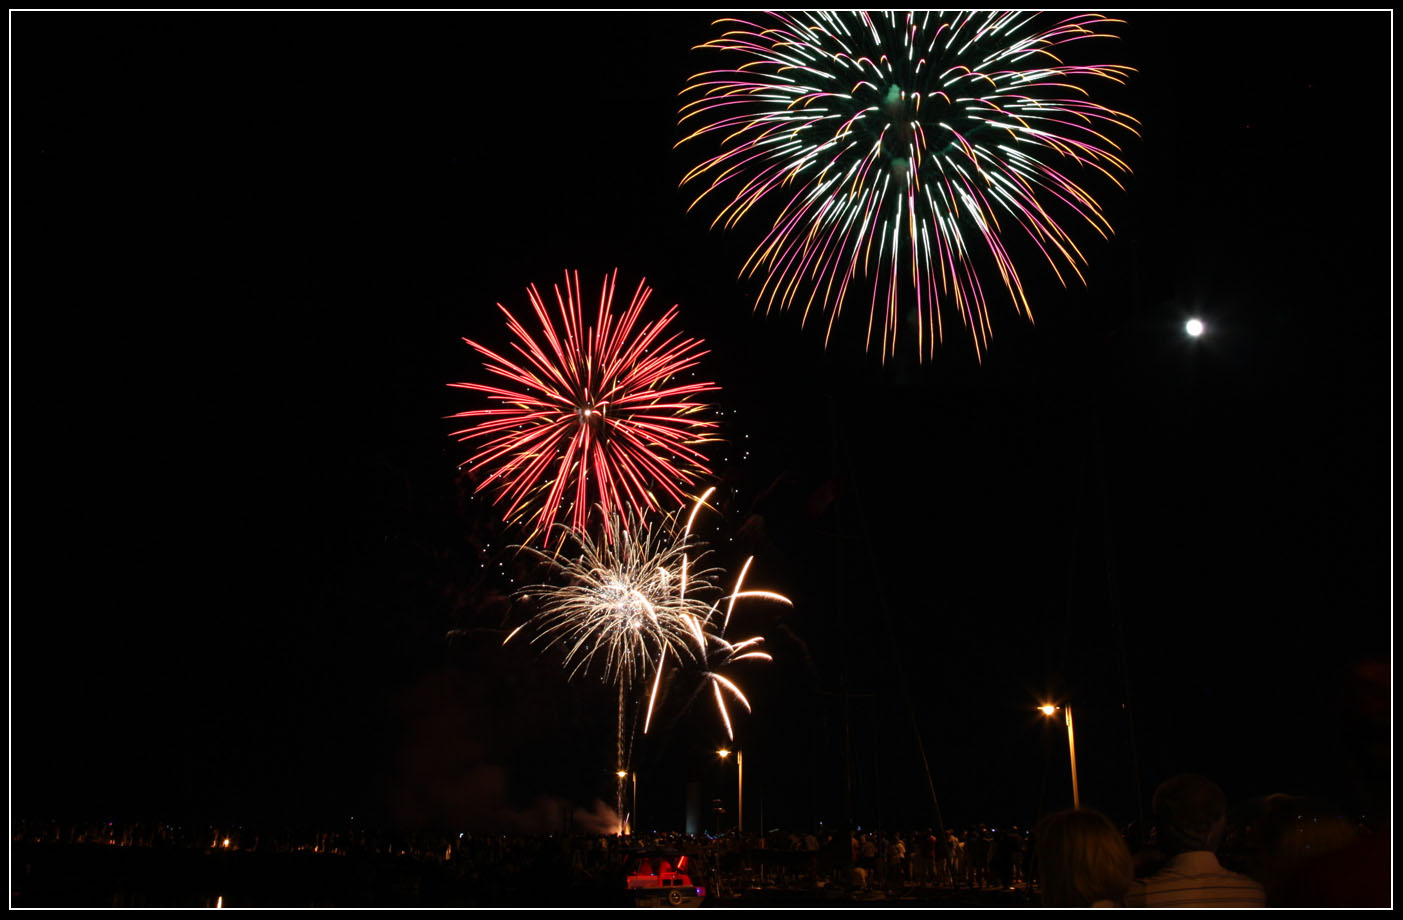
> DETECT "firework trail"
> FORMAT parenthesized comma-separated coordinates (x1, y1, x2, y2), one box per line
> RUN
(679, 12, 1137, 360)
(449, 269, 719, 544)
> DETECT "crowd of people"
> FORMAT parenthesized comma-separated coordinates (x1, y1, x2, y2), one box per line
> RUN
(1029, 773, 1385, 907)
(733, 823, 1032, 893)
(14, 772, 1386, 907)
(618, 772, 1386, 907)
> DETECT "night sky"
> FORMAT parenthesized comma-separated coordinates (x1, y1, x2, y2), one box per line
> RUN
(14, 12, 1391, 837)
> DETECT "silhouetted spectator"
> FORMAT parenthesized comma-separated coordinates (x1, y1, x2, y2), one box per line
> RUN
(913, 828, 936, 885)
(1035, 809, 1134, 907)
(857, 833, 877, 889)
(1257, 794, 1383, 906)
(967, 827, 988, 887)
(945, 830, 964, 887)
(885, 832, 906, 888)
(995, 825, 1022, 887)
(1125, 774, 1265, 908)
(980, 825, 996, 886)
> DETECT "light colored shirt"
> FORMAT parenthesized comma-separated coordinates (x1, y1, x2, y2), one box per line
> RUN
(1125, 851, 1266, 908)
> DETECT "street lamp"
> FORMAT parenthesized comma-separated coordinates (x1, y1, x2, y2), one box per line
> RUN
(615, 770, 639, 835)
(717, 748, 743, 835)
(1039, 704, 1080, 810)
(616, 770, 629, 835)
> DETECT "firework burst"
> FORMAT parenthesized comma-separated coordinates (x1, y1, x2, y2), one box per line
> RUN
(520, 506, 717, 693)
(448, 269, 719, 543)
(514, 489, 791, 742)
(679, 12, 1137, 360)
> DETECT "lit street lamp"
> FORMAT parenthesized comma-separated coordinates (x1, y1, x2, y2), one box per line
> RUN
(717, 748, 743, 835)
(616, 770, 638, 835)
(1040, 704, 1080, 810)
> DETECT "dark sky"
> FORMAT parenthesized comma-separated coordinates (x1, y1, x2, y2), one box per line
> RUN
(13, 12, 1391, 836)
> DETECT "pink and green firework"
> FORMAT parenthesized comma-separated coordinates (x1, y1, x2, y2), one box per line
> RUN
(448, 270, 719, 543)
(679, 12, 1138, 360)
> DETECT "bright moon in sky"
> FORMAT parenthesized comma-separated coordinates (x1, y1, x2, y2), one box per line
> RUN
(1186, 318, 1205, 337)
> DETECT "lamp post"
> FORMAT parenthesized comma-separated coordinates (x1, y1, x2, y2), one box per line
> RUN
(1039, 704, 1080, 810)
(717, 748, 742, 835)
(616, 769, 631, 836)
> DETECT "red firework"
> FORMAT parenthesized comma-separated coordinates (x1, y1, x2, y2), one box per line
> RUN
(448, 269, 719, 542)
